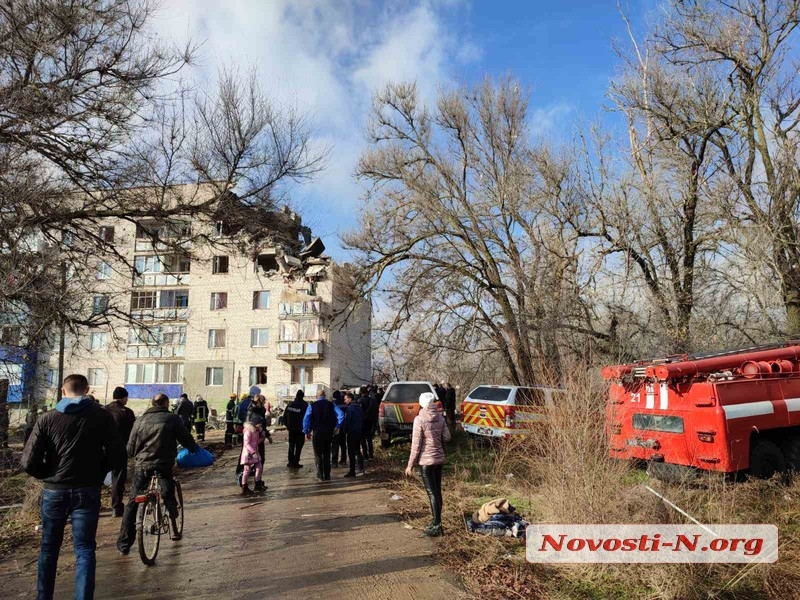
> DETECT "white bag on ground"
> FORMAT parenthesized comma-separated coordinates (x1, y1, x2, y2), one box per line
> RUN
(103, 471, 113, 486)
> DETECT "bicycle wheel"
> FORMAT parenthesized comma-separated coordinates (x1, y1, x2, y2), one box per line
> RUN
(137, 497, 161, 566)
(173, 480, 184, 537)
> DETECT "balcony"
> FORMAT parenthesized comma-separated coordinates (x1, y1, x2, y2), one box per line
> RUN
(126, 345, 186, 359)
(133, 272, 190, 287)
(134, 238, 191, 253)
(278, 300, 324, 319)
(130, 307, 190, 322)
(276, 340, 324, 360)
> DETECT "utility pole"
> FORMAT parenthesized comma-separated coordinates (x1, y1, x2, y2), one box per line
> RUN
(55, 261, 66, 402)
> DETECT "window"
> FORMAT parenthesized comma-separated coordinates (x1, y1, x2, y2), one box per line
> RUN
(0, 325, 20, 345)
(290, 365, 313, 385)
(156, 363, 183, 383)
(467, 387, 512, 402)
(249, 366, 268, 386)
(96, 261, 112, 280)
(214, 221, 232, 237)
(125, 362, 183, 383)
(99, 226, 115, 243)
(212, 256, 229, 274)
(250, 328, 269, 347)
(208, 329, 226, 348)
(633, 414, 685, 434)
(210, 292, 228, 310)
(177, 255, 191, 273)
(160, 290, 189, 308)
(516, 388, 546, 407)
(89, 332, 108, 350)
(252, 290, 270, 309)
(134, 255, 161, 274)
(205, 367, 223, 386)
(92, 295, 109, 315)
(87, 368, 106, 387)
(256, 254, 279, 272)
(131, 291, 157, 309)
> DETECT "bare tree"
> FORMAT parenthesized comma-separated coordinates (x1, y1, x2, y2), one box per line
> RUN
(651, 0, 800, 336)
(345, 78, 595, 385)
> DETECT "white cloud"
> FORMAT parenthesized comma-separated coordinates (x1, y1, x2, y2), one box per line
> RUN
(153, 1, 477, 257)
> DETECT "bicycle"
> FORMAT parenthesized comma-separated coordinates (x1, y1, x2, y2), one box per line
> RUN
(134, 472, 184, 566)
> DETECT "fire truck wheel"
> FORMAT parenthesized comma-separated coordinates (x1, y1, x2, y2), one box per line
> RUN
(779, 436, 800, 471)
(748, 440, 786, 479)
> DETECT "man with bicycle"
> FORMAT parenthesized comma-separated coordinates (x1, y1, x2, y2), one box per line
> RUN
(117, 393, 198, 555)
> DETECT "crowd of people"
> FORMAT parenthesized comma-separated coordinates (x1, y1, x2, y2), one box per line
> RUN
(17, 375, 453, 599)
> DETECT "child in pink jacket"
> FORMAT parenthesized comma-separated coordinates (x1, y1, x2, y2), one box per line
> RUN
(405, 392, 451, 536)
(240, 414, 267, 495)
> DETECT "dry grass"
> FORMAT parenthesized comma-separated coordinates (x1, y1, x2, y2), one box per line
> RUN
(375, 368, 800, 599)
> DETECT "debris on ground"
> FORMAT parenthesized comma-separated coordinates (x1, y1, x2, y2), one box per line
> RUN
(390, 494, 402, 501)
(466, 497, 529, 539)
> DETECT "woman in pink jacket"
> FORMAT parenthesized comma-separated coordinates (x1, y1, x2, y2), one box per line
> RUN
(405, 391, 451, 536)
(240, 414, 267, 495)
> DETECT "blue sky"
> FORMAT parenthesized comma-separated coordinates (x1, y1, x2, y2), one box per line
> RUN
(156, 1, 660, 258)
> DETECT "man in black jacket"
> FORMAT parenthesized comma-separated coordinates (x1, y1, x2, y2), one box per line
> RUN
(445, 383, 457, 431)
(22, 374, 126, 600)
(302, 390, 344, 481)
(175, 392, 194, 431)
(106, 386, 136, 517)
(284, 390, 308, 468)
(117, 393, 198, 554)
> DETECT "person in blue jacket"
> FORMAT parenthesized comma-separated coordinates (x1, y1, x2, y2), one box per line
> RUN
(237, 386, 258, 424)
(342, 392, 365, 477)
(302, 389, 344, 481)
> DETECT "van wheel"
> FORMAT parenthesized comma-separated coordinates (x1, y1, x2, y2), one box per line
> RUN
(380, 439, 391, 449)
(749, 440, 785, 479)
(780, 436, 800, 471)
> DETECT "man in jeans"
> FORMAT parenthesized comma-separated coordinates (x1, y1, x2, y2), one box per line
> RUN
(21, 374, 126, 600)
(302, 389, 344, 481)
(117, 393, 198, 554)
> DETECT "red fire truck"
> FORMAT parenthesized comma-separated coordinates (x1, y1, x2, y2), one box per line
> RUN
(603, 342, 800, 480)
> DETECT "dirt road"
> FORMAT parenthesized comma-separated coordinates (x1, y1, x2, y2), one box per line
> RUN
(0, 433, 465, 599)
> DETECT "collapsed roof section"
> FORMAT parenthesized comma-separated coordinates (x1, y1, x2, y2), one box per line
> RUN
(214, 193, 330, 282)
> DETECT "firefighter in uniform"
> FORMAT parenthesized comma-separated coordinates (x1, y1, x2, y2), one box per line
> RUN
(225, 394, 237, 447)
(193, 395, 209, 442)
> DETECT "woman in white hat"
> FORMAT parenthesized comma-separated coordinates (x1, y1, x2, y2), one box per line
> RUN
(405, 391, 451, 536)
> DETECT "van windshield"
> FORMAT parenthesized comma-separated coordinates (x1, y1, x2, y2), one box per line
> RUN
(468, 387, 512, 402)
(385, 384, 433, 403)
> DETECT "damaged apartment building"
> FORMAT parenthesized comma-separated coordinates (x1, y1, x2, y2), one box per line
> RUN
(35, 189, 372, 403)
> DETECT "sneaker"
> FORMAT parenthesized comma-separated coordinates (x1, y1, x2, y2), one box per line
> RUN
(170, 518, 182, 541)
(295, 464, 304, 469)
(323, 475, 331, 481)
(316, 476, 324, 482)
(343, 472, 356, 478)
(117, 544, 130, 556)
(287, 462, 294, 468)
(356, 470, 366, 477)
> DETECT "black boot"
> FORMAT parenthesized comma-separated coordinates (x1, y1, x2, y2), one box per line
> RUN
(241, 483, 254, 496)
(254, 481, 267, 492)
